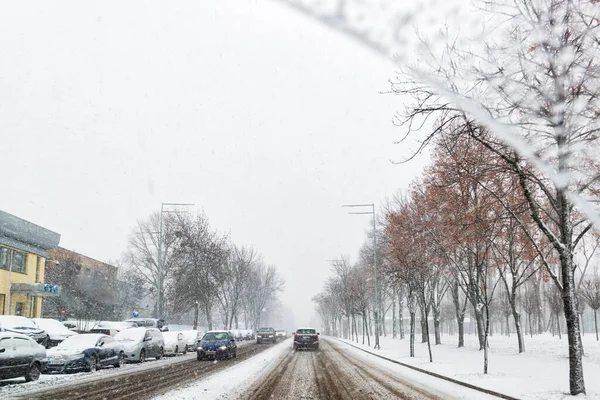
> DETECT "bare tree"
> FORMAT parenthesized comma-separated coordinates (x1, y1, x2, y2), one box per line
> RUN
(581, 278, 600, 341)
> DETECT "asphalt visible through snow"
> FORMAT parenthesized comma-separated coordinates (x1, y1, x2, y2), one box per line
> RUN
(241, 338, 444, 400)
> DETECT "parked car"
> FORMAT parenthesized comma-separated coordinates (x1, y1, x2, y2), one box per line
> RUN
(90, 321, 137, 336)
(196, 331, 237, 360)
(114, 327, 164, 362)
(256, 327, 276, 344)
(124, 318, 167, 331)
(293, 328, 319, 351)
(181, 330, 200, 352)
(46, 334, 125, 373)
(32, 318, 78, 347)
(62, 321, 78, 331)
(275, 330, 287, 340)
(162, 331, 187, 356)
(0, 332, 46, 382)
(0, 316, 48, 347)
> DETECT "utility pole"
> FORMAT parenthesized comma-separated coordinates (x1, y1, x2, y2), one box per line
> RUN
(342, 203, 380, 349)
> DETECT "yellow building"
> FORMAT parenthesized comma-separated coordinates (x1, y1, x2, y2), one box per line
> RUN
(0, 210, 61, 317)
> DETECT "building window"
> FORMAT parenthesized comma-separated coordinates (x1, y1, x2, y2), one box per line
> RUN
(11, 250, 26, 273)
(0, 247, 8, 269)
(35, 257, 41, 282)
(0, 246, 27, 273)
(15, 302, 24, 316)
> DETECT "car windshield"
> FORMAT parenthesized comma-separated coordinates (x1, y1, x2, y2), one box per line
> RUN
(114, 328, 145, 342)
(258, 328, 273, 333)
(0, 316, 38, 330)
(202, 332, 228, 341)
(57, 334, 101, 348)
(297, 329, 316, 334)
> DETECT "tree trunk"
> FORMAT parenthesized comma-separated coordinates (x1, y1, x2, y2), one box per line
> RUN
(595, 309, 598, 341)
(457, 315, 465, 348)
(399, 295, 405, 339)
(392, 291, 397, 339)
(475, 308, 485, 350)
(420, 306, 428, 343)
(409, 311, 415, 357)
(434, 306, 441, 345)
(425, 309, 433, 362)
(512, 307, 525, 353)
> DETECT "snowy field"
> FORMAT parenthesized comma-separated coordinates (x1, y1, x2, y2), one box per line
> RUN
(338, 333, 600, 400)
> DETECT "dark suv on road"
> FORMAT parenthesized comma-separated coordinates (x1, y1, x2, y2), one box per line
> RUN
(256, 327, 276, 344)
(294, 328, 319, 351)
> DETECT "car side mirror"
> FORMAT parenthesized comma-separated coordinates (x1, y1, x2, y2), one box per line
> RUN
(0, 348, 5, 353)
(317, 333, 320, 335)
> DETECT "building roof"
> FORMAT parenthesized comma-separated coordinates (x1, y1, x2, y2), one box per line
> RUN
(0, 210, 60, 257)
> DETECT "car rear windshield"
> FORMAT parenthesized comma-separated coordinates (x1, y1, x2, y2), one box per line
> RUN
(258, 328, 274, 333)
(296, 329, 316, 334)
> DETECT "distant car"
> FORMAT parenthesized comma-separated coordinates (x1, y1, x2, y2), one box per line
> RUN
(0, 332, 46, 382)
(114, 327, 164, 362)
(32, 318, 78, 347)
(275, 330, 287, 340)
(0, 316, 48, 347)
(162, 331, 186, 356)
(46, 334, 125, 373)
(294, 328, 319, 351)
(90, 321, 137, 336)
(181, 330, 200, 352)
(256, 327, 276, 344)
(196, 331, 237, 360)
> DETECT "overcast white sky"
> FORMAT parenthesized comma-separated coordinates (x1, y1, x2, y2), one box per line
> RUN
(0, 0, 438, 326)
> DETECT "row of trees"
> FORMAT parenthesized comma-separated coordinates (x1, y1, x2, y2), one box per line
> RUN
(123, 211, 285, 330)
(44, 211, 285, 331)
(295, 0, 600, 395)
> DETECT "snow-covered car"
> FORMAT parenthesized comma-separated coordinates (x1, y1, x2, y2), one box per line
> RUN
(0, 332, 46, 382)
(181, 330, 201, 352)
(90, 321, 137, 336)
(275, 330, 287, 340)
(196, 331, 237, 361)
(0, 316, 48, 347)
(114, 327, 164, 362)
(32, 318, 78, 347)
(162, 331, 187, 356)
(124, 318, 167, 331)
(46, 334, 125, 373)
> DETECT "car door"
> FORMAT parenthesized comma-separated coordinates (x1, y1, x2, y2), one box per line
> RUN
(12, 337, 33, 376)
(0, 337, 17, 379)
(100, 336, 118, 365)
(95, 336, 112, 366)
(228, 333, 236, 352)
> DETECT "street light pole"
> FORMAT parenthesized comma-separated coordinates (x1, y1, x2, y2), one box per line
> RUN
(156, 202, 194, 319)
(342, 203, 380, 350)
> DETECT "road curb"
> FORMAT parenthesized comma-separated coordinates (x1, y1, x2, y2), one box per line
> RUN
(330, 337, 520, 400)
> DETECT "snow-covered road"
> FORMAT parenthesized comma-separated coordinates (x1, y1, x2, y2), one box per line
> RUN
(154, 337, 501, 399)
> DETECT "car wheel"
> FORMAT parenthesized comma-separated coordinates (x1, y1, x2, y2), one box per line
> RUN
(294, 345, 297, 351)
(139, 349, 146, 363)
(315, 344, 319, 351)
(233, 349, 237, 358)
(156, 347, 164, 360)
(86, 356, 98, 372)
(197, 354, 202, 361)
(256, 340, 260, 344)
(114, 352, 124, 368)
(25, 363, 41, 382)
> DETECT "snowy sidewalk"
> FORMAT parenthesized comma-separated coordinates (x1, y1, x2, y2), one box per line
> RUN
(338, 333, 600, 400)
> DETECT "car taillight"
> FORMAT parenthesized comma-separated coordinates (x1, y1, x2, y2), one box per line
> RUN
(313, 335, 318, 338)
